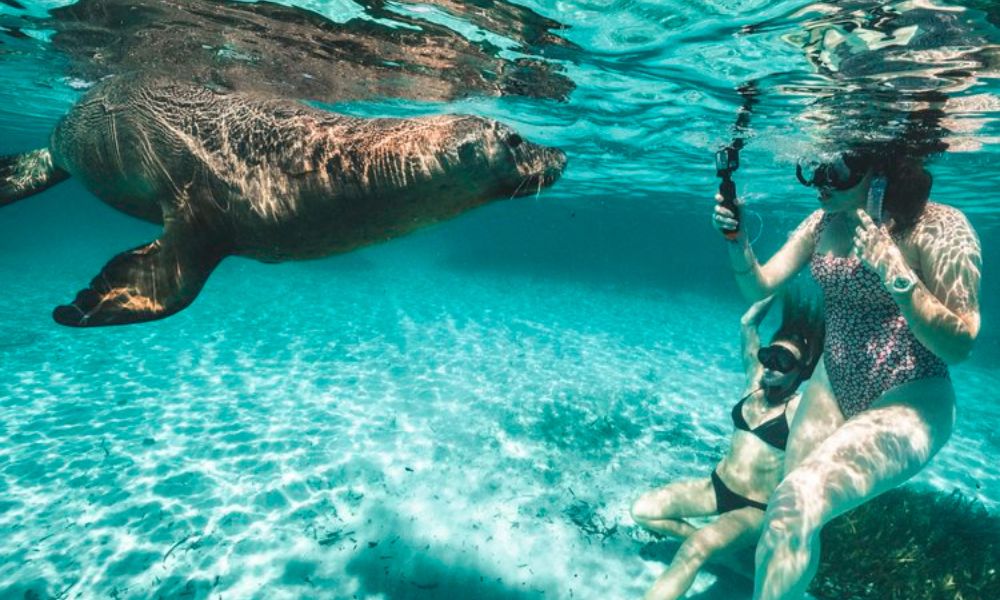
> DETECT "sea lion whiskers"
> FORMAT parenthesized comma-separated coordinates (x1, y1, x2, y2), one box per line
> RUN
(495, 132, 546, 201)
(509, 172, 532, 199)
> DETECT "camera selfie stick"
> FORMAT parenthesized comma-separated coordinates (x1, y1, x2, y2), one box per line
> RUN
(716, 141, 742, 240)
(715, 81, 758, 240)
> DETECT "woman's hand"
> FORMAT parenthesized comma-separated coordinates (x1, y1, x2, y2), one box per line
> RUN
(852, 209, 912, 284)
(713, 193, 743, 240)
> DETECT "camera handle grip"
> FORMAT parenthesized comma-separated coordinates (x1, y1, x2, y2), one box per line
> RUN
(718, 175, 740, 240)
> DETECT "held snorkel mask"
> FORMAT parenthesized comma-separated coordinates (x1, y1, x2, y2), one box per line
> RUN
(795, 153, 869, 191)
(797, 150, 888, 224)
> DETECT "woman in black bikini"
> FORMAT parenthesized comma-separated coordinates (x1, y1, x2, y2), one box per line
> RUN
(631, 287, 824, 600)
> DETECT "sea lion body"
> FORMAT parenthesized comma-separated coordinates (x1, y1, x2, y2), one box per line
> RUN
(52, 77, 564, 262)
(0, 76, 564, 326)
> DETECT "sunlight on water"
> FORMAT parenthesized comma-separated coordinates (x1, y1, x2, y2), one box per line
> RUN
(1, 0, 999, 598)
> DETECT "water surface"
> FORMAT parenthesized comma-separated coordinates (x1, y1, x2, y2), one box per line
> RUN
(1, 1, 998, 598)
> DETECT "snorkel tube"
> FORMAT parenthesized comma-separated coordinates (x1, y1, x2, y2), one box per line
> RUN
(715, 81, 758, 240)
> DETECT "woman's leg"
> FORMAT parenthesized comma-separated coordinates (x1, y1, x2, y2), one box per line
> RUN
(644, 507, 764, 600)
(783, 358, 845, 473)
(632, 477, 716, 539)
(753, 377, 956, 600)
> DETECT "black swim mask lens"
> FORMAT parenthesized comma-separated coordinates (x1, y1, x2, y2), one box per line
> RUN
(757, 345, 800, 374)
(796, 154, 865, 191)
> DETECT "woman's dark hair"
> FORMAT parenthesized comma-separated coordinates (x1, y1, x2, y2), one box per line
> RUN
(771, 283, 825, 380)
(881, 155, 932, 233)
(842, 147, 932, 234)
(843, 105, 947, 234)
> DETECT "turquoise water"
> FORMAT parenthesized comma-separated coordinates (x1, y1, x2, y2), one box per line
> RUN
(1, 1, 999, 599)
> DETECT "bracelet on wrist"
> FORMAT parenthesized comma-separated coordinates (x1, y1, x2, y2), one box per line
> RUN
(885, 267, 917, 295)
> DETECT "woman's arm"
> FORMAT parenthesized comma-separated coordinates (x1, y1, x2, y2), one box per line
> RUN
(715, 199, 823, 303)
(740, 295, 775, 386)
(854, 206, 982, 364)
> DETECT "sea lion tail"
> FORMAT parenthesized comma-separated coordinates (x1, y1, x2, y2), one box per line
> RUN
(1, 149, 70, 208)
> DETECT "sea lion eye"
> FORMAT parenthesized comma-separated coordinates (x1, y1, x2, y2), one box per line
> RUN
(506, 134, 523, 148)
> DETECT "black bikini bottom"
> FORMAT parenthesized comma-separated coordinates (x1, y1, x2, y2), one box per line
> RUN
(711, 469, 767, 513)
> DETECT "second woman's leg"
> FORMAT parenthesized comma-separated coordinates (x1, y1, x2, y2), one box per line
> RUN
(753, 377, 956, 600)
(631, 477, 716, 539)
(644, 507, 764, 600)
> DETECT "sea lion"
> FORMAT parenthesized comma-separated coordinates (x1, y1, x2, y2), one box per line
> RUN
(0, 76, 566, 327)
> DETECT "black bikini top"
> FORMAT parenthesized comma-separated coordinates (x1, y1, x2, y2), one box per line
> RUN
(732, 391, 791, 451)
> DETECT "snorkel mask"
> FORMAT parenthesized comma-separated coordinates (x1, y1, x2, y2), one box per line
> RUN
(796, 153, 868, 191)
(757, 344, 801, 374)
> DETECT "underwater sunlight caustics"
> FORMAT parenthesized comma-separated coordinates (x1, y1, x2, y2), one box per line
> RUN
(1, 1, 999, 600)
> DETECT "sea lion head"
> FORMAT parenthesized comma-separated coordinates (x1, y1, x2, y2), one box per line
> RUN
(477, 118, 567, 197)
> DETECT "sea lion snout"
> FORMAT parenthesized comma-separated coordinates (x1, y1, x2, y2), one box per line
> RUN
(515, 143, 566, 193)
(483, 122, 565, 196)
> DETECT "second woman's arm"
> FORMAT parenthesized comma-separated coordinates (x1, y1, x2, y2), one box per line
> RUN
(740, 295, 775, 387)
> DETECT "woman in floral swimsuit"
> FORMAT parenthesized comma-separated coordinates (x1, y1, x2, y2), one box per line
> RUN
(712, 148, 982, 600)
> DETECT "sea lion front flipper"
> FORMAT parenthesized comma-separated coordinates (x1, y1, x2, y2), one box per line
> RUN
(53, 221, 228, 327)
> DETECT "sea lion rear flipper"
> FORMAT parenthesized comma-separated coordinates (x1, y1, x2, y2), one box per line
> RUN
(1, 149, 70, 208)
(53, 221, 228, 327)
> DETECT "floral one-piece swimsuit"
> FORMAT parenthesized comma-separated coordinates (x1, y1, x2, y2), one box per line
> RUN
(810, 213, 949, 418)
